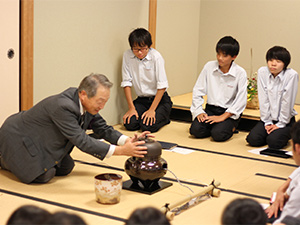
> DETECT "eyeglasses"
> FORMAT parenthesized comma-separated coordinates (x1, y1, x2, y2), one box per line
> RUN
(132, 47, 149, 52)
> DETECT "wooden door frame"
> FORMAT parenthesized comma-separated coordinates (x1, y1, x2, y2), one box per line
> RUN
(149, 0, 157, 48)
(20, 0, 33, 110)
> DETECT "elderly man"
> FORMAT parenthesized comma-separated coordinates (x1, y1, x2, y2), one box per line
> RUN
(0, 73, 148, 184)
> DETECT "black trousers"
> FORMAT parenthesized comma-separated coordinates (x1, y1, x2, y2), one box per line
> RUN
(124, 92, 173, 133)
(189, 104, 239, 142)
(246, 117, 295, 149)
(0, 152, 6, 170)
(33, 153, 75, 183)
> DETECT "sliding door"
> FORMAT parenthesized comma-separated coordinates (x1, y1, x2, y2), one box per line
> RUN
(0, 0, 20, 126)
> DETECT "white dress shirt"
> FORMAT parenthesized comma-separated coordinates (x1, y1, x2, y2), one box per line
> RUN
(274, 166, 300, 224)
(79, 99, 128, 158)
(258, 67, 298, 128)
(121, 48, 169, 97)
(190, 60, 247, 120)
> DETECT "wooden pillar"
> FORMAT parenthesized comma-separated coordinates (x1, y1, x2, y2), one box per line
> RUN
(20, 0, 34, 110)
(149, 0, 157, 48)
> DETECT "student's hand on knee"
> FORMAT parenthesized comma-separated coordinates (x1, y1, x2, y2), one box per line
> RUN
(265, 205, 276, 218)
(197, 113, 208, 122)
(141, 110, 156, 126)
(265, 191, 288, 218)
(206, 115, 225, 124)
(206, 112, 232, 124)
(268, 125, 279, 134)
(265, 124, 275, 134)
(265, 201, 281, 219)
(123, 109, 139, 124)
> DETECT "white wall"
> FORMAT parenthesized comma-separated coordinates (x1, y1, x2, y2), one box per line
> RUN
(33, 0, 300, 126)
(198, 0, 300, 103)
(34, 0, 148, 125)
(156, 0, 201, 97)
(0, 0, 19, 126)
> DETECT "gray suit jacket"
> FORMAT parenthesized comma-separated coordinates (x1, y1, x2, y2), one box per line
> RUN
(0, 88, 122, 183)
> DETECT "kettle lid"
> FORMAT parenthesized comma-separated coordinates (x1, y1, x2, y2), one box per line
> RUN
(140, 136, 162, 157)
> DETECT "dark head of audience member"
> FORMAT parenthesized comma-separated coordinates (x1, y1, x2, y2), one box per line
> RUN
(216, 36, 240, 58)
(128, 28, 152, 50)
(266, 46, 291, 71)
(125, 206, 170, 225)
(6, 205, 51, 225)
(221, 198, 267, 225)
(42, 211, 87, 225)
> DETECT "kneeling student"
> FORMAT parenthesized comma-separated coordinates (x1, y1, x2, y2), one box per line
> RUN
(121, 28, 172, 133)
(190, 36, 247, 142)
(246, 46, 298, 149)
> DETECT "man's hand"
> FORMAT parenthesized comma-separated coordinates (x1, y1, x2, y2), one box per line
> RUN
(130, 131, 155, 143)
(123, 108, 139, 124)
(141, 109, 156, 126)
(114, 139, 147, 157)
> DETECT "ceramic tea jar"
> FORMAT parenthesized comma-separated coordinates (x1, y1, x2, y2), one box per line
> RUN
(124, 137, 168, 189)
(94, 173, 122, 204)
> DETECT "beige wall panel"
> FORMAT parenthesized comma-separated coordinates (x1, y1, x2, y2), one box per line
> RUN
(33, 0, 300, 125)
(156, 0, 201, 97)
(198, 0, 300, 103)
(0, 0, 20, 126)
(34, 0, 148, 125)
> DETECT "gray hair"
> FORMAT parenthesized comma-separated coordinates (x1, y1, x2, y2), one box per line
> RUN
(78, 73, 113, 98)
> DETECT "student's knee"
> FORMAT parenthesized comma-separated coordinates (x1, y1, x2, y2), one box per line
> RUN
(266, 135, 288, 149)
(140, 124, 160, 133)
(211, 129, 232, 142)
(246, 132, 266, 147)
(124, 122, 140, 131)
(124, 116, 140, 131)
(189, 124, 200, 137)
(189, 122, 210, 138)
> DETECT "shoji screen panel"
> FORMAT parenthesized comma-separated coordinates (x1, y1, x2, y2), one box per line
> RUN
(0, 0, 20, 126)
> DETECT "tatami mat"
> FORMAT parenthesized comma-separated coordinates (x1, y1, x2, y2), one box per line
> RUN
(0, 120, 297, 225)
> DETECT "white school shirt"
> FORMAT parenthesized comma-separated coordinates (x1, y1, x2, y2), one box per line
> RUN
(121, 48, 169, 97)
(190, 60, 247, 120)
(79, 100, 128, 158)
(258, 67, 298, 128)
(274, 166, 300, 224)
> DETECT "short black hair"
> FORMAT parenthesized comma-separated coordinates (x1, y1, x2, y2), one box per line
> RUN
(126, 207, 170, 225)
(221, 198, 267, 225)
(128, 28, 152, 48)
(6, 205, 51, 225)
(291, 120, 300, 145)
(43, 212, 87, 225)
(266, 46, 291, 70)
(216, 36, 240, 57)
